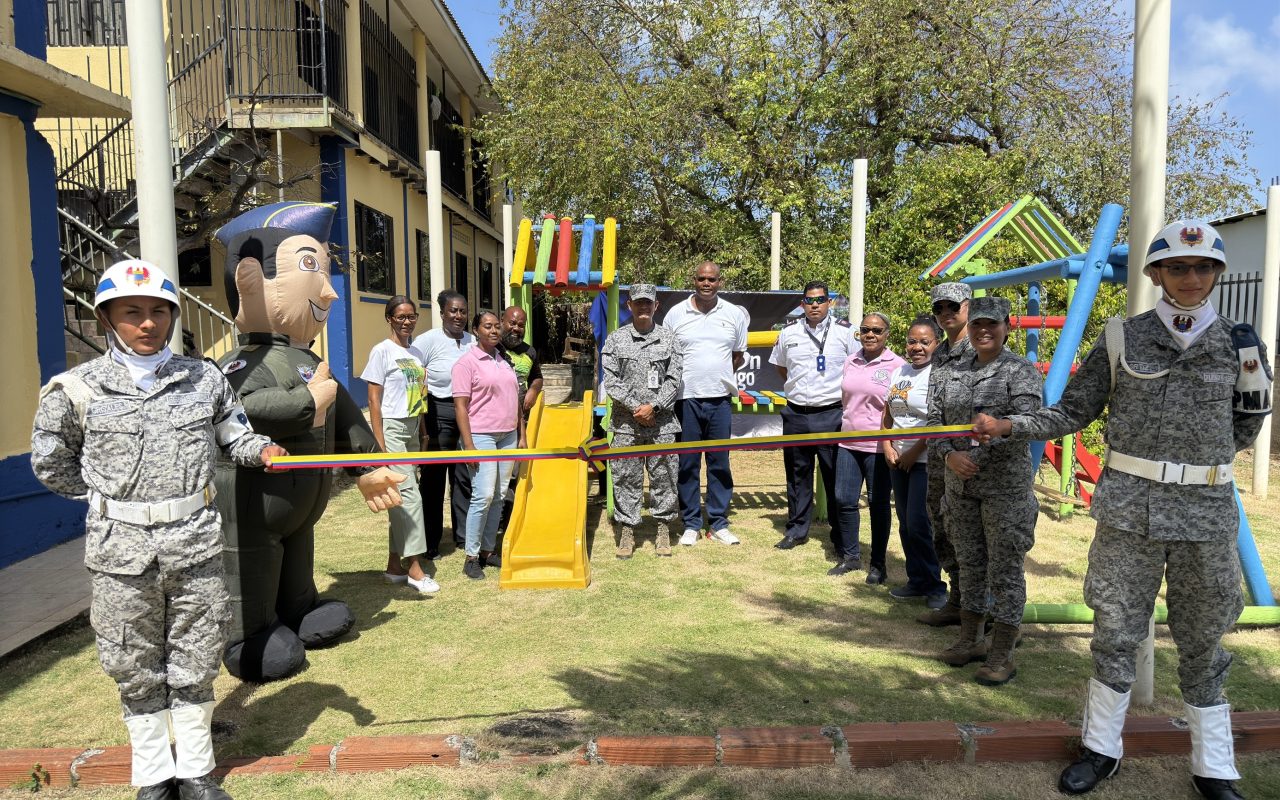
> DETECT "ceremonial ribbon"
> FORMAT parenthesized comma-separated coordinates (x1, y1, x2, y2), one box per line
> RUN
(266, 425, 976, 471)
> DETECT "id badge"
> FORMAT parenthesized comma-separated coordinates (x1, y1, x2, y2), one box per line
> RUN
(816, 355, 826, 372)
(647, 368, 660, 389)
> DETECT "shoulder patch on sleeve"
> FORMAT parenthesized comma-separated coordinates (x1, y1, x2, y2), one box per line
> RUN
(222, 359, 248, 375)
(1013, 396, 1036, 413)
(32, 432, 58, 457)
(296, 364, 315, 383)
(242, 344, 261, 352)
(837, 319, 851, 327)
(783, 318, 799, 328)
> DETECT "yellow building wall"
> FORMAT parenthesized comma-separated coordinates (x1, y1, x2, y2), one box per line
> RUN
(0, 114, 42, 459)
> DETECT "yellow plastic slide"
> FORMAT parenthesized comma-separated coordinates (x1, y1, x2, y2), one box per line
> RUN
(499, 391, 595, 590)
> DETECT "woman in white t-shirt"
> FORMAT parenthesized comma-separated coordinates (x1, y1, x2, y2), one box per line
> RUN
(361, 295, 438, 594)
(881, 315, 947, 607)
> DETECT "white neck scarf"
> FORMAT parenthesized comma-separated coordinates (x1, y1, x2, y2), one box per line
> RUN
(111, 346, 173, 392)
(1156, 297, 1217, 350)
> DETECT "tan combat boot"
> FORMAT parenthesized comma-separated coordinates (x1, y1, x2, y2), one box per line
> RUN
(616, 526, 635, 559)
(939, 610, 988, 666)
(655, 521, 672, 557)
(917, 583, 962, 626)
(975, 622, 1019, 685)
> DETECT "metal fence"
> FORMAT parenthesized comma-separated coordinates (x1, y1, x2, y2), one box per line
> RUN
(225, 0, 350, 114)
(46, 0, 127, 45)
(1217, 271, 1262, 328)
(430, 78, 466, 196)
(360, 0, 418, 167)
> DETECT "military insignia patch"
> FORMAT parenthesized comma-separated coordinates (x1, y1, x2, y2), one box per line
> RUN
(1244, 359, 1260, 374)
(1013, 396, 1036, 413)
(222, 359, 248, 375)
(1179, 226, 1205, 247)
(1171, 315, 1195, 332)
(32, 432, 58, 457)
(124, 264, 151, 285)
(296, 364, 315, 383)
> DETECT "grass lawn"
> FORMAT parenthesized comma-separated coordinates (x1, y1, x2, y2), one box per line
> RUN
(2, 450, 1280, 798)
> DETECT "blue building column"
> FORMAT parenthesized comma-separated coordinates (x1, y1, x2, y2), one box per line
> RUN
(318, 136, 366, 405)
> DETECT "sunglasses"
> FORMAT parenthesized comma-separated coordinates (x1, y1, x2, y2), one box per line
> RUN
(859, 326, 886, 335)
(932, 301, 962, 313)
(801, 295, 829, 306)
(391, 314, 420, 323)
(1153, 263, 1223, 278)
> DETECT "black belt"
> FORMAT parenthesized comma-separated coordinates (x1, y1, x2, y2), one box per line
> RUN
(787, 401, 842, 414)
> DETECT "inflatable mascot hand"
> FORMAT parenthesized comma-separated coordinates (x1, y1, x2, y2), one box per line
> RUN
(213, 201, 403, 683)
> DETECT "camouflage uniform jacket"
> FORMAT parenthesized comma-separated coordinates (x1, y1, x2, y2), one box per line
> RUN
(31, 354, 272, 575)
(1008, 311, 1266, 541)
(927, 346, 1045, 498)
(925, 336, 972, 465)
(601, 323, 683, 436)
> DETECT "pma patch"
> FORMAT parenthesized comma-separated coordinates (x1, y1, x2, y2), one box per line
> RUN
(1172, 315, 1195, 333)
(222, 359, 247, 375)
(1244, 359, 1260, 374)
(1180, 226, 1205, 247)
(296, 364, 315, 383)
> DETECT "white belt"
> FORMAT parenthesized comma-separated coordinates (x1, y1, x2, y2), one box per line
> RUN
(1105, 449, 1233, 487)
(89, 485, 217, 526)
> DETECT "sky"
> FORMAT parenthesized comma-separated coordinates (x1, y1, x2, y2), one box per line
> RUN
(446, 0, 1280, 210)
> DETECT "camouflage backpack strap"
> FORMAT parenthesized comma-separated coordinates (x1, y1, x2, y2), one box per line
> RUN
(38, 373, 96, 429)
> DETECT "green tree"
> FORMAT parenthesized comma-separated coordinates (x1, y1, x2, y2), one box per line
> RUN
(482, 0, 1257, 319)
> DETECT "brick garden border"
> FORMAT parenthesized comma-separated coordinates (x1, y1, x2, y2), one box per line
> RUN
(3, 713, 1278, 788)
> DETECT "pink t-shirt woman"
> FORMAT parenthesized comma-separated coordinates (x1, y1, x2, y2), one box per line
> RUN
(840, 344, 904, 451)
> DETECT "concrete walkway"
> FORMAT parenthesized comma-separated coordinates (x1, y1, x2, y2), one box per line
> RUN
(0, 536, 90, 659)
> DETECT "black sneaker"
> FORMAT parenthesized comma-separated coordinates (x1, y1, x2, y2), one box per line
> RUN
(177, 774, 232, 800)
(865, 566, 886, 585)
(426, 550, 442, 561)
(889, 586, 927, 600)
(137, 779, 179, 800)
(481, 551, 502, 568)
(775, 535, 807, 550)
(463, 558, 486, 580)
(826, 556, 861, 576)
(1191, 776, 1246, 800)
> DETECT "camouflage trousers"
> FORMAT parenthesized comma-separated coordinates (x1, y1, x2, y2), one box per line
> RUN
(610, 431, 679, 528)
(925, 460, 960, 590)
(1086, 525, 1244, 707)
(946, 488, 1039, 628)
(90, 555, 232, 716)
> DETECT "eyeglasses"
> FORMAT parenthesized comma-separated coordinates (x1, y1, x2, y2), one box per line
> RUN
(391, 314, 420, 323)
(932, 301, 962, 313)
(1153, 262, 1223, 278)
(859, 326, 886, 335)
(801, 295, 829, 306)
(906, 338, 935, 346)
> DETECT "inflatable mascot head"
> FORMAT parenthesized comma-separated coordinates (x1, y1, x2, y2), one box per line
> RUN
(216, 201, 338, 345)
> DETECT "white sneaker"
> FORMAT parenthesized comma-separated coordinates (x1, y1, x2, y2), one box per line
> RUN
(708, 528, 740, 545)
(679, 529, 699, 546)
(408, 575, 441, 594)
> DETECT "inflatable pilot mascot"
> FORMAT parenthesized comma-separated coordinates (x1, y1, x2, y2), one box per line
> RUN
(213, 201, 405, 683)
(973, 220, 1271, 800)
(32, 260, 286, 799)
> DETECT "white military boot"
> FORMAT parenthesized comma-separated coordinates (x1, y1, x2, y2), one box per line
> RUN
(1185, 702, 1246, 800)
(170, 702, 232, 800)
(1058, 679, 1128, 795)
(123, 710, 176, 798)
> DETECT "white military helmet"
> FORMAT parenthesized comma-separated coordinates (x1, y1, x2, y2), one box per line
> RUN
(1142, 220, 1227, 276)
(94, 260, 181, 310)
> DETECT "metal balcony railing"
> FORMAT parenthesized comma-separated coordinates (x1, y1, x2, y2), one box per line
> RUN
(360, 0, 418, 167)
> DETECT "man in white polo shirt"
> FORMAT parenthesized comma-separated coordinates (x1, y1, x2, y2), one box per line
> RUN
(663, 261, 749, 546)
(769, 280, 859, 574)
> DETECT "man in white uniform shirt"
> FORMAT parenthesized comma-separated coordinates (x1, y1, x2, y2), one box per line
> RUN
(662, 262, 749, 545)
(769, 281, 860, 574)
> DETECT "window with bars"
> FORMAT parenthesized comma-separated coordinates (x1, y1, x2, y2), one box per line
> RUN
(454, 252, 468, 302)
(355, 202, 395, 295)
(478, 257, 494, 310)
(416, 229, 431, 302)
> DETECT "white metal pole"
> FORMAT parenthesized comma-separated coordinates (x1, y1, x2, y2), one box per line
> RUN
(124, 0, 180, 345)
(426, 151, 446, 330)
(1127, 0, 1171, 318)
(850, 159, 868, 324)
(1129, 0, 1171, 707)
(1255, 182, 1280, 497)
(770, 211, 781, 291)
(502, 203, 514, 308)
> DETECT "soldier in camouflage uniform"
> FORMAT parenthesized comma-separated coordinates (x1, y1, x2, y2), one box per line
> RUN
(921, 282, 973, 626)
(974, 221, 1269, 800)
(928, 296, 1043, 687)
(601, 284, 683, 558)
(31, 261, 283, 800)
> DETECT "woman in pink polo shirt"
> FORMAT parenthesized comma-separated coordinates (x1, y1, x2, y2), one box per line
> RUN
(834, 311, 904, 585)
(452, 311, 526, 580)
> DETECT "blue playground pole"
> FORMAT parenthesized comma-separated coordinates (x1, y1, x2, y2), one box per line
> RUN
(1042, 204, 1123, 409)
(1027, 281, 1046, 467)
(1235, 487, 1276, 606)
(576, 216, 596, 287)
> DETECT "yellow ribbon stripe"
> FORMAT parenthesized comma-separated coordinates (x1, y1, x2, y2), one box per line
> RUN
(267, 425, 974, 471)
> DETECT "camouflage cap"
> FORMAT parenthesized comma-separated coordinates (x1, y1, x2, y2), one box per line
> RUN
(628, 284, 657, 302)
(967, 295, 1011, 323)
(930, 282, 972, 305)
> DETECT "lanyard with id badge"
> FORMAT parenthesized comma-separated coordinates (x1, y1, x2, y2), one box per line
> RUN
(648, 365, 661, 389)
(807, 324, 831, 372)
